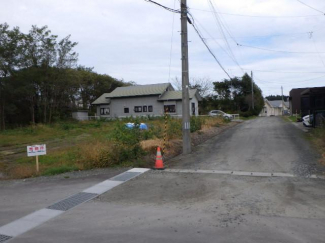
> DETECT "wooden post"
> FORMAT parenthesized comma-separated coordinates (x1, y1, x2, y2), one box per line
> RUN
(163, 109, 168, 155)
(36, 155, 39, 172)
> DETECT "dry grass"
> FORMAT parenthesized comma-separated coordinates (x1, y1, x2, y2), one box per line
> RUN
(308, 127, 325, 166)
(8, 164, 36, 179)
(140, 139, 163, 150)
(77, 140, 114, 168)
(320, 153, 325, 166)
(201, 117, 224, 131)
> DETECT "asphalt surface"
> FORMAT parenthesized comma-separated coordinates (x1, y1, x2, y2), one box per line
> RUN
(1, 117, 324, 243)
(0, 168, 126, 226)
(169, 117, 322, 176)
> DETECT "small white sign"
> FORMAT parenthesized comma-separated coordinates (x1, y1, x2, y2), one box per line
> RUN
(27, 144, 46, 157)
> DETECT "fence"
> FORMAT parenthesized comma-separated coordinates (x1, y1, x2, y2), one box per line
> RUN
(229, 114, 240, 120)
(78, 114, 241, 121)
(315, 110, 325, 127)
(170, 114, 240, 120)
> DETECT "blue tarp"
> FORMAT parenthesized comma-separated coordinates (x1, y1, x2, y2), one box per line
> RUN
(125, 123, 148, 130)
(139, 123, 148, 130)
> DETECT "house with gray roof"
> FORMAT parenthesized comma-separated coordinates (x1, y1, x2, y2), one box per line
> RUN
(259, 99, 290, 117)
(92, 83, 202, 118)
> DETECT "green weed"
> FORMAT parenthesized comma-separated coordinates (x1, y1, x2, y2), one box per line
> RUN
(42, 165, 79, 176)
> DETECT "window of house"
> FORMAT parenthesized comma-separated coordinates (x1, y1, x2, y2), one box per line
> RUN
(100, 108, 110, 115)
(164, 105, 176, 113)
(148, 106, 153, 112)
(134, 106, 142, 112)
(124, 107, 129, 113)
(143, 106, 147, 112)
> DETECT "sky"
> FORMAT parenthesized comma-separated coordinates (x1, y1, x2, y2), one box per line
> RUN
(1, 0, 325, 96)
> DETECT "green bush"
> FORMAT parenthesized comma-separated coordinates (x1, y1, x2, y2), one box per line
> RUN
(190, 116, 204, 133)
(109, 120, 145, 163)
(239, 110, 256, 117)
(150, 124, 163, 139)
(22, 126, 38, 134)
(59, 122, 77, 130)
(167, 118, 182, 139)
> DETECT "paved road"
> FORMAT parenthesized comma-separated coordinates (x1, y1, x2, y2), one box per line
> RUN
(1, 117, 324, 243)
(169, 117, 322, 176)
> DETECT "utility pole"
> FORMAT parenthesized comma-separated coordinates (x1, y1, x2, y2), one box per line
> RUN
(180, 0, 191, 154)
(251, 71, 254, 110)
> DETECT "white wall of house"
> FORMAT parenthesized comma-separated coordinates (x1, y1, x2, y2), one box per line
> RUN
(260, 101, 283, 116)
(101, 96, 164, 118)
(270, 107, 282, 116)
(169, 97, 199, 117)
(260, 102, 271, 117)
(96, 95, 200, 118)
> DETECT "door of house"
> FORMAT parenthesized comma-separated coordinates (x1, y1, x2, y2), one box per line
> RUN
(191, 103, 195, 116)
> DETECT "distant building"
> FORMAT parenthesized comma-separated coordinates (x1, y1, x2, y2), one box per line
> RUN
(289, 86, 325, 127)
(259, 99, 289, 117)
(289, 88, 308, 114)
(91, 83, 202, 118)
(72, 110, 89, 121)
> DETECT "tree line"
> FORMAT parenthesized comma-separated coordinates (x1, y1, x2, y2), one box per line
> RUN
(0, 23, 127, 129)
(265, 95, 289, 102)
(1, 23, 265, 129)
(175, 73, 264, 116)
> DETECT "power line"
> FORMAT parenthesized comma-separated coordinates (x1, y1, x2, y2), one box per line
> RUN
(208, 0, 245, 73)
(189, 7, 322, 18)
(204, 31, 311, 40)
(187, 0, 245, 75)
(242, 68, 325, 74)
(144, 0, 181, 13)
(191, 16, 239, 65)
(254, 74, 325, 84)
(310, 33, 325, 70)
(188, 13, 232, 79)
(207, 0, 240, 67)
(168, 0, 177, 82)
(237, 43, 325, 54)
(296, 0, 325, 15)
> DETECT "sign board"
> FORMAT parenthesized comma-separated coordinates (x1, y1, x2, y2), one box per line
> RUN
(27, 144, 46, 157)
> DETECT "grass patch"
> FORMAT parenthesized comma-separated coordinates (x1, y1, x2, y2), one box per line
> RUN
(2, 116, 228, 179)
(42, 165, 79, 176)
(285, 116, 301, 123)
(308, 127, 325, 166)
(0, 120, 115, 147)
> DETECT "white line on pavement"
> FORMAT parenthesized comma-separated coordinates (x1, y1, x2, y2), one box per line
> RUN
(0, 168, 150, 241)
(164, 169, 324, 179)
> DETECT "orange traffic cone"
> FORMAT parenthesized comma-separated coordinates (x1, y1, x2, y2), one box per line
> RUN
(154, 146, 164, 170)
